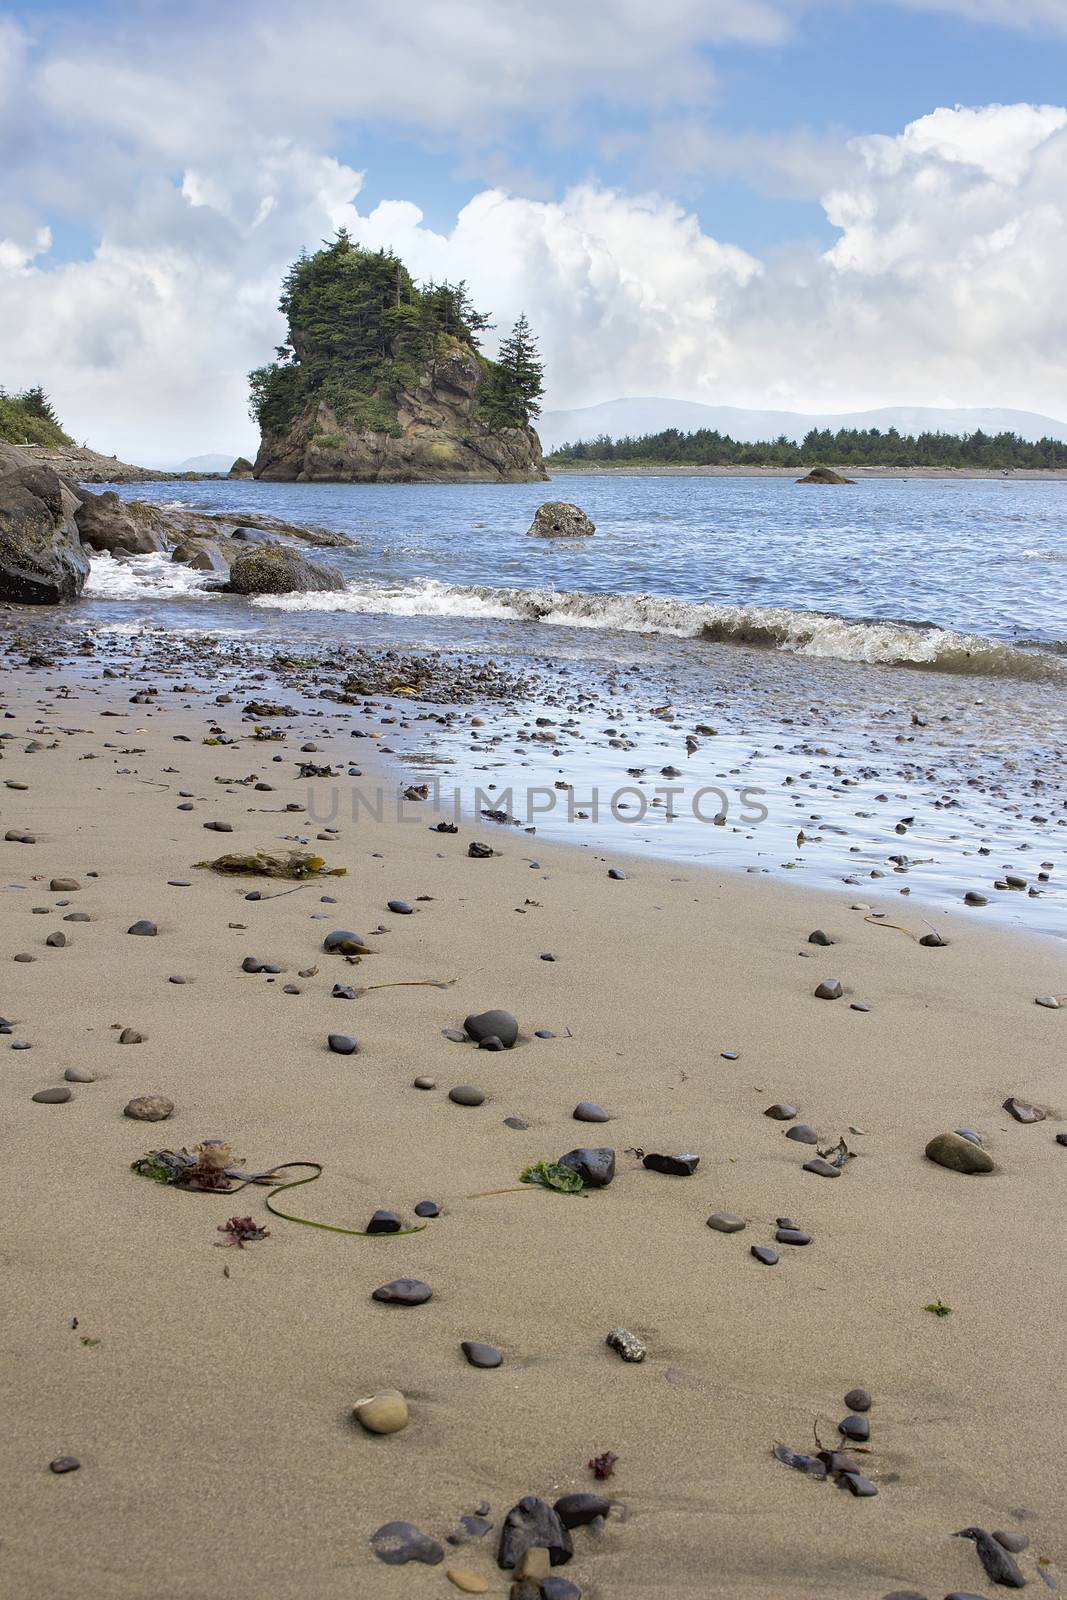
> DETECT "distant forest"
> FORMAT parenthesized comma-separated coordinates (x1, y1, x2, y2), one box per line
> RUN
(546, 426, 1067, 470)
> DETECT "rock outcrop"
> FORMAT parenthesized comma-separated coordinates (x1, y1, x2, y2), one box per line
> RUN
(797, 466, 855, 485)
(254, 349, 547, 485)
(228, 457, 254, 479)
(0, 442, 90, 603)
(74, 490, 169, 555)
(227, 544, 344, 595)
(527, 501, 595, 537)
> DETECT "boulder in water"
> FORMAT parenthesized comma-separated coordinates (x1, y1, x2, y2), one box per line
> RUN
(0, 443, 89, 603)
(527, 501, 596, 537)
(796, 465, 855, 485)
(227, 544, 344, 595)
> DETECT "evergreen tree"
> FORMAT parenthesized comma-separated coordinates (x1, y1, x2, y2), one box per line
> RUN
(495, 313, 545, 420)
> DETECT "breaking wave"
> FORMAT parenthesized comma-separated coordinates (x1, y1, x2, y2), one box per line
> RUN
(253, 578, 1064, 679)
(84, 551, 218, 600)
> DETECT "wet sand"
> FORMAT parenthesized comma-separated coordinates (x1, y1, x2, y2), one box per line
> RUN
(1, 659, 1065, 1600)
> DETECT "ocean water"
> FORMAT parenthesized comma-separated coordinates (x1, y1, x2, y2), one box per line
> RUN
(75, 473, 1067, 932)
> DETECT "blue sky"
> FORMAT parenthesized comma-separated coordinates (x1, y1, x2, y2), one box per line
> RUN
(3, 0, 1067, 457)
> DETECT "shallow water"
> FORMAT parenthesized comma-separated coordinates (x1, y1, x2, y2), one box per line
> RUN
(62, 473, 1067, 932)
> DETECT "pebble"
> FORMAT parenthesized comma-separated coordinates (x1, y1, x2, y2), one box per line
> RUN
(463, 1009, 518, 1048)
(850, 1001, 871, 1012)
(642, 1151, 699, 1176)
(32, 1086, 72, 1104)
(333, 983, 357, 999)
(751, 1245, 779, 1265)
(45, 931, 68, 947)
(449, 1085, 486, 1106)
(814, 979, 843, 999)
(446, 1570, 489, 1594)
(478, 1036, 506, 1051)
(1034, 994, 1061, 1009)
(461, 1340, 503, 1369)
(559, 1147, 615, 1186)
(414, 1200, 440, 1218)
(64, 1068, 95, 1083)
(775, 1227, 812, 1246)
(442, 1027, 467, 1042)
(366, 1210, 402, 1233)
(541, 1582, 582, 1600)
(785, 1124, 819, 1144)
(573, 1101, 610, 1122)
(607, 868, 626, 879)
(803, 1158, 841, 1178)
(49, 878, 80, 892)
(839, 1414, 870, 1441)
(372, 1279, 432, 1306)
(353, 1389, 409, 1434)
(127, 920, 158, 936)
(764, 1103, 797, 1120)
(11, 1037, 30, 1047)
(322, 929, 370, 954)
(504, 1116, 530, 1130)
(203, 820, 233, 832)
(808, 929, 834, 945)
(413, 1076, 436, 1090)
(992, 1531, 1030, 1553)
(241, 956, 264, 973)
(118, 1027, 144, 1044)
(49, 1456, 80, 1474)
(1003, 1096, 1045, 1123)
(533, 1029, 555, 1039)
(370, 1521, 444, 1566)
(327, 1033, 360, 1055)
(554, 1493, 610, 1529)
(13, 953, 35, 962)
(844, 1387, 872, 1412)
(708, 1212, 746, 1232)
(387, 899, 413, 914)
(606, 1326, 646, 1362)
(123, 1095, 174, 1121)
(840, 1471, 878, 1497)
(63, 913, 90, 923)
(963, 891, 987, 906)
(925, 1131, 995, 1174)
(498, 1496, 573, 1570)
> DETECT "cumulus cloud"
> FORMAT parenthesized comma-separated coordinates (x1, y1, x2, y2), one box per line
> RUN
(3, 1, 1067, 456)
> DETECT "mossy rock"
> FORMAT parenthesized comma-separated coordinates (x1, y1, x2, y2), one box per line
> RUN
(227, 543, 344, 595)
(796, 465, 855, 485)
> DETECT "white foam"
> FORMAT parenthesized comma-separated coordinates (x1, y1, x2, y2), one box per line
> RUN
(84, 551, 218, 601)
(252, 576, 1054, 676)
(1023, 548, 1067, 562)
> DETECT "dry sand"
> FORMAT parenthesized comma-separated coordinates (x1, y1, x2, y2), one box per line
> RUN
(1, 664, 1065, 1600)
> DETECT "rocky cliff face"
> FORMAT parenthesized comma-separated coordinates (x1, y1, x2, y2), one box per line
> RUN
(253, 349, 547, 485)
(0, 442, 90, 603)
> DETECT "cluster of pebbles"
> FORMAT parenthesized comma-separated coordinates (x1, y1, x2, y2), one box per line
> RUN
(2, 630, 1061, 1598)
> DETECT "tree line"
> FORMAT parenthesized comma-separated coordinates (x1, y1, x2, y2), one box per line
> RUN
(0, 384, 72, 448)
(547, 425, 1067, 470)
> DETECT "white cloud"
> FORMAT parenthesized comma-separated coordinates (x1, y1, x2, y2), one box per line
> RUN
(3, 0, 1067, 456)
(895, 0, 1067, 32)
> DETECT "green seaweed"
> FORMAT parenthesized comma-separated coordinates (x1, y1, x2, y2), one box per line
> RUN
(925, 1300, 953, 1317)
(520, 1159, 585, 1194)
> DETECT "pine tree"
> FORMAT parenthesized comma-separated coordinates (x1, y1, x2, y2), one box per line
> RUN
(496, 313, 544, 420)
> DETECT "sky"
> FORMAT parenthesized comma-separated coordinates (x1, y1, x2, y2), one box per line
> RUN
(3, 0, 1067, 460)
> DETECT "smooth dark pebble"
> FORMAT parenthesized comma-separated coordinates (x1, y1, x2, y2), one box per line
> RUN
(840, 1472, 878, 1497)
(785, 1124, 819, 1144)
(775, 1227, 812, 1245)
(707, 1212, 745, 1232)
(751, 1245, 779, 1265)
(49, 1456, 80, 1474)
(844, 1387, 872, 1412)
(413, 1200, 440, 1218)
(553, 1493, 610, 1529)
(534, 1029, 555, 1039)
(371, 1279, 432, 1306)
(815, 979, 843, 999)
(607, 868, 626, 879)
(504, 1116, 529, 1130)
(803, 1157, 841, 1177)
(464, 1010, 519, 1049)
(643, 1152, 699, 1176)
(32, 1087, 72, 1103)
(127, 920, 157, 937)
(839, 1414, 870, 1442)
(721, 1050, 739, 1060)
(461, 1340, 503, 1369)
(850, 1001, 871, 1012)
(413, 1076, 436, 1090)
(574, 1101, 609, 1122)
(808, 929, 834, 945)
(332, 983, 357, 999)
(449, 1085, 486, 1106)
(765, 1103, 797, 1120)
(369, 1521, 444, 1566)
(328, 1033, 359, 1055)
(387, 900, 413, 914)
(441, 1027, 467, 1042)
(366, 1209, 402, 1233)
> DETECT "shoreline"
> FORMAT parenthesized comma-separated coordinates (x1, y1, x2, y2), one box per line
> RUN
(548, 463, 1067, 480)
(2, 652, 1065, 1598)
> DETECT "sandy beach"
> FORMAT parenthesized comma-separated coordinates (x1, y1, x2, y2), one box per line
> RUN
(1, 650, 1064, 1600)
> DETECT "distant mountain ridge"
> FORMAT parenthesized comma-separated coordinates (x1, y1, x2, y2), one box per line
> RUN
(538, 398, 1067, 453)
